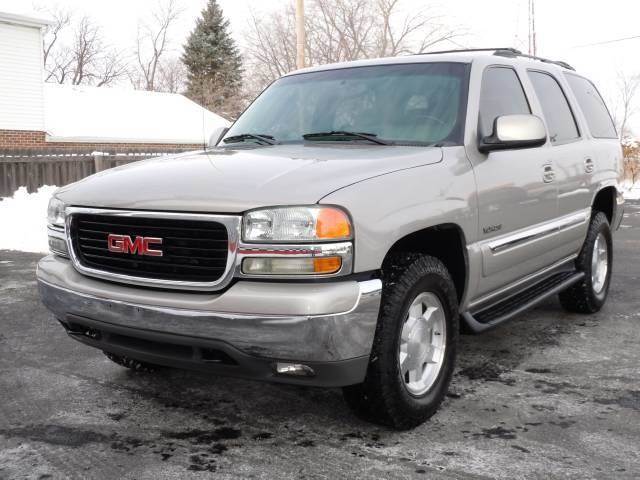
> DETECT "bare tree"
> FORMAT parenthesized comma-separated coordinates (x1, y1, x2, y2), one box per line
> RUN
(94, 51, 128, 87)
(623, 141, 640, 186)
(36, 4, 76, 83)
(40, 6, 71, 81)
(244, 0, 461, 96)
(68, 17, 126, 86)
(157, 57, 187, 93)
(244, 4, 298, 88)
(70, 17, 101, 85)
(38, 7, 126, 87)
(375, 0, 460, 55)
(612, 72, 640, 141)
(132, 0, 183, 91)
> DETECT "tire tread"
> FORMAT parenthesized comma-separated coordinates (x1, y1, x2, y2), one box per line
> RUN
(559, 212, 612, 314)
(343, 253, 458, 429)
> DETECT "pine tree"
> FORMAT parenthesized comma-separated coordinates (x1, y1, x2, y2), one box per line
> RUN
(182, 0, 243, 119)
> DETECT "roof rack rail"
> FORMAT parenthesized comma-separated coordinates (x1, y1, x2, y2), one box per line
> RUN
(417, 47, 575, 71)
(417, 47, 521, 56)
(493, 49, 575, 71)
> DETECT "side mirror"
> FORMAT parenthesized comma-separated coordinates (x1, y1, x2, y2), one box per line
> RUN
(208, 126, 229, 148)
(479, 114, 547, 153)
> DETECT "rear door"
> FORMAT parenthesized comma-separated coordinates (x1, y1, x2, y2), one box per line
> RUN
(526, 70, 592, 256)
(468, 65, 559, 297)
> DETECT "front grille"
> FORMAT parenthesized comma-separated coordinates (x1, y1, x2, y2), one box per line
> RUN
(71, 213, 229, 283)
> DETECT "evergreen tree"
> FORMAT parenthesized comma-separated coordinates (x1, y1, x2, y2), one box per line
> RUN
(182, 0, 243, 118)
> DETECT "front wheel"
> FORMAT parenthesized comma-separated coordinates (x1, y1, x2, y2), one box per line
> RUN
(559, 211, 613, 313)
(343, 254, 458, 430)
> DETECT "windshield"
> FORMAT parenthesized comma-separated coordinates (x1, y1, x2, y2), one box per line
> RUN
(223, 62, 469, 146)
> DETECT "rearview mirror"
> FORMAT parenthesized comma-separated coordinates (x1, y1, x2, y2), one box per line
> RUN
(208, 126, 229, 148)
(479, 114, 547, 153)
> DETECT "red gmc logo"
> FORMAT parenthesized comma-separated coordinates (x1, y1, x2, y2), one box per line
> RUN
(107, 234, 163, 257)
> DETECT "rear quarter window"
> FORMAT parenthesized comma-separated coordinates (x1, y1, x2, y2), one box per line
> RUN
(565, 74, 618, 139)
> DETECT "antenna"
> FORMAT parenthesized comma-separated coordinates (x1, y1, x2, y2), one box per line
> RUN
(201, 77, 206, 151)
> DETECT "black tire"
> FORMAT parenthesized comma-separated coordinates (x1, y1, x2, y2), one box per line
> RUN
(104, 351, 161, 373)
(559, 211, 613, 313)
(343, 254, 459, 430)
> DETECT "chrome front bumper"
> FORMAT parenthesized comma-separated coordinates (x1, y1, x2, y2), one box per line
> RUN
(37, 255, 382, 386)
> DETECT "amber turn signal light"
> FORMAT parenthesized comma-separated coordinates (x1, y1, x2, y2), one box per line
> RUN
(313, 256, 342, 274)
(316, 208, 352, 240)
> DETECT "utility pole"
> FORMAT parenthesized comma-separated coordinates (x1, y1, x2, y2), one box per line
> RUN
(528, 0, 537, 56)
(531, 0, 537, 56)
(528, 0, 531, 54)
(296, 0, 305, 69)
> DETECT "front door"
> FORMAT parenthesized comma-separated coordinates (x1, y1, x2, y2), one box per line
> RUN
(469, 65, 558, 297)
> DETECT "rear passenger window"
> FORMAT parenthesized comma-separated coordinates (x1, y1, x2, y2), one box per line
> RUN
(528, 71, 579, 144)
(479, 67, 530, 137)
(565, 74, 618, 138)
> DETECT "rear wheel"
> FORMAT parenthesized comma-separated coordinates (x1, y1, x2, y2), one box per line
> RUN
(104, 352, 161, 373)
(559, 211, 612, 313)
(343, 254, 458, 430)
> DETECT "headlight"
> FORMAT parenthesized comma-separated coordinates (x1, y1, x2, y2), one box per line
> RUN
(47, 197, 66, 228)
(243, 206, 352, 243)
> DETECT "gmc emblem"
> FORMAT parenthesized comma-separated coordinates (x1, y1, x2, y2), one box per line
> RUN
(107, 234, 163, 257)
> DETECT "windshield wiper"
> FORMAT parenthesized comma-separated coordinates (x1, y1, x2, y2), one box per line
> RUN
(302, 131, 390, 145)
(222, 133, 277, 145)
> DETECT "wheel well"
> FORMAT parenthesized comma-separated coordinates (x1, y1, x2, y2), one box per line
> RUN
(592, 187, 616, 224)
(382, 224, 467, 302)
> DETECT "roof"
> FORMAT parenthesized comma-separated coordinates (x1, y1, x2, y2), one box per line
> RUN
(288, 49, 575, 76)
(43, 84, 230, 145)
(0, 11, 54, 28)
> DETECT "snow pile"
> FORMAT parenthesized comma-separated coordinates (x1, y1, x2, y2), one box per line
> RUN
(0, 186, 58, 253)
(623, 182, 640, 200)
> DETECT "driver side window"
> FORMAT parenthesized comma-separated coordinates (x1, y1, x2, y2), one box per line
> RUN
(479, 67, 531, 137)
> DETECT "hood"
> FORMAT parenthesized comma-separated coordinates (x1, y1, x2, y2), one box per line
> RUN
(55, 144, 442, 213)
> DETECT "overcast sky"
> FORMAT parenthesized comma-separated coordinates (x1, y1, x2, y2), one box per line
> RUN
(2, 0, 639, 132)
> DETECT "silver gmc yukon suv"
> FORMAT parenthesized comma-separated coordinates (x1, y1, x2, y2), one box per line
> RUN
(38, 48, 624, 429)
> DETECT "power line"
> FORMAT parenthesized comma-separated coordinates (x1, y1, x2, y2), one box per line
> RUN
(574, 34, 640, 48)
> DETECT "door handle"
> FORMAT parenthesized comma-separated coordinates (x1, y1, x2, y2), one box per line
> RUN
(543, 165, 555, 183)
(584, 158, 594, 173)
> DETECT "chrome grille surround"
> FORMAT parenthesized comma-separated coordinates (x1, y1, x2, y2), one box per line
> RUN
(66, 207, 241, 291)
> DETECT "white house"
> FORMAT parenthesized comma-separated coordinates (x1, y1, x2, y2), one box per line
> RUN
(0, 10, 229, 151)
(0, 12, 51, 141)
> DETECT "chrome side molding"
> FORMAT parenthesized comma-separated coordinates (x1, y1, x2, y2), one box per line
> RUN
(488, 209, 590, 254)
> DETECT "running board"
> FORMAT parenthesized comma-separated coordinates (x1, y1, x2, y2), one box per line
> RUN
(462, 271, 585, 333)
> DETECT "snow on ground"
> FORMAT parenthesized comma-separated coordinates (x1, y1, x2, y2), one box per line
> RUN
(0, 186, 57, 254)
(623, 181, 640, 200)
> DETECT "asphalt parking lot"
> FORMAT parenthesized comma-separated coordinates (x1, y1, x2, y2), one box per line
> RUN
(1, 201, 639, 479)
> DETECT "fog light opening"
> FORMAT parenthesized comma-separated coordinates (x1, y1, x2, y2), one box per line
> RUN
(48, 236, 69, 257)
(273, 362, 316, 377)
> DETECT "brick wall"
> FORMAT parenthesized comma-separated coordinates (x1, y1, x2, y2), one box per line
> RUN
(0, 129, 46, 148)
(0, 129, 203, 152)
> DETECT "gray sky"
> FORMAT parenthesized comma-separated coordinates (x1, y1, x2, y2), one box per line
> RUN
(2, 0, 639, 132)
